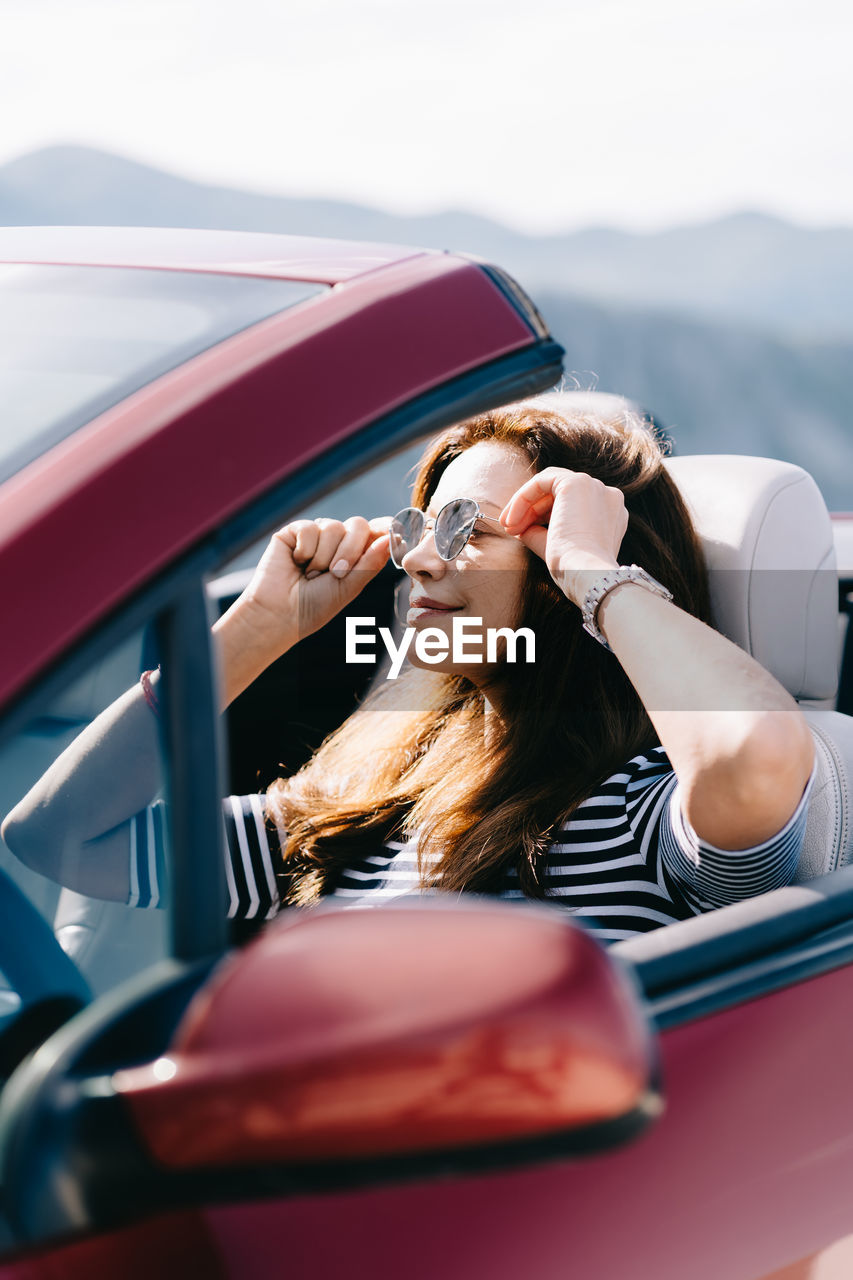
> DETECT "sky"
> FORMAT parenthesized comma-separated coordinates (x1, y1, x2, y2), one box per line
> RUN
(3, 0, 852, 234)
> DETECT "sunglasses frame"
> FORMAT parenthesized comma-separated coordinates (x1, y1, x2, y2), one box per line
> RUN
(389, 499, 505, 568)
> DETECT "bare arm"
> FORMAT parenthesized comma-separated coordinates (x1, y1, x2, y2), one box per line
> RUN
(594, 584, 814, 849)
(501, 468, 815, 852)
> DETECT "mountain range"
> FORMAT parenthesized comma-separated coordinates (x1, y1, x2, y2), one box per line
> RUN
(2, 145, 851, 509)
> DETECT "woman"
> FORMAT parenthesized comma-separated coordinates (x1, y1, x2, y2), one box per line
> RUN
(3, 404, 816, 943)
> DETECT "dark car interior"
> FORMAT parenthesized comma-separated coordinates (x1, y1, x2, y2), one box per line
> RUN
(220, 562, 402, 794)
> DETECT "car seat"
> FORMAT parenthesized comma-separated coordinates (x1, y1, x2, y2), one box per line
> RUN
(664, 453, 853, 879)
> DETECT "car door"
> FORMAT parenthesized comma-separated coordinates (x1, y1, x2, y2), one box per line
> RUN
(6, 441, 853, 1280)
(140, 457, 853, 1280)
(186, 950, 853, 1280)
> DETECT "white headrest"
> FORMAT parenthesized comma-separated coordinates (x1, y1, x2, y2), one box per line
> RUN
(664, 455, 838, 701)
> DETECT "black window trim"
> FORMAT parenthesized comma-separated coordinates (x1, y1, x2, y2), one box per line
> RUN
(618, 864, 853, 1029)
(156, 584, 229, 962)
(646, 917, 853, 1031)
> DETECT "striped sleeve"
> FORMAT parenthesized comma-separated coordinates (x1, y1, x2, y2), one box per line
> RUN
(222, 794, 282, 921)
(127, 800, 169, 909)
(125, 794, 283, 920)
(657, 765, 816, 910)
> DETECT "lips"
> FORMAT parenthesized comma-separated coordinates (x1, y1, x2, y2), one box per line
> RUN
(408, 595, 462, 613)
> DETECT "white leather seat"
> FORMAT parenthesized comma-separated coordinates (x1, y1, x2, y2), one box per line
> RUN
(665, 454, 853, 879)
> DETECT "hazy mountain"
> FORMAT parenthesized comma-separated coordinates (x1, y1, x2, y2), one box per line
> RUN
(537, 293, 853, 512)
(3, 145, 853, 342)
(1, 144, 851, 508)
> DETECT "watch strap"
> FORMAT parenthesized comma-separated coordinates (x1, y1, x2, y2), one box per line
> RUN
(581, 565, 673, 651)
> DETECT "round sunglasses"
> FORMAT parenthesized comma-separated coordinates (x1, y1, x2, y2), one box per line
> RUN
(389, 498, 505, 569)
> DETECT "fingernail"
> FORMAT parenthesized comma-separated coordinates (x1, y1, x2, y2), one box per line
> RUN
(305, 569, 322, 580)
(331, 559, 350, 578)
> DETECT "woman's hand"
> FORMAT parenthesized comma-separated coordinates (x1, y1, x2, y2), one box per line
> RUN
(213, 516, 390, 707)
(499, 467, 628, 605)
(246, 516, 391, 642)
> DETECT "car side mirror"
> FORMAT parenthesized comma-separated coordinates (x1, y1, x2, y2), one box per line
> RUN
(114, 899, 660, 1178)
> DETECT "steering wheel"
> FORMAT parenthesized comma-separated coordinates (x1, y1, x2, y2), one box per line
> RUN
(0, 862, 90, 1020)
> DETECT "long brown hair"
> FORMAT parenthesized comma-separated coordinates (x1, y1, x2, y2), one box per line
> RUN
(267, 403, 711, 904)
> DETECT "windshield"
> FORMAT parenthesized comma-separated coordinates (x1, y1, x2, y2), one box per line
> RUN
(0, 264, 326, 485)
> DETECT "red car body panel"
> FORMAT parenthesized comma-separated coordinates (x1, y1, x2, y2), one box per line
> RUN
(194, 963, 853, 1280)
(0, 1212, 227, 1279)
(4, 964, 853, 1279)
(0, 252, 534, 708)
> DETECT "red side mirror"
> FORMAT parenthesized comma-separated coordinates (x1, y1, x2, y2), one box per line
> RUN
(115, 900, 659, 1173)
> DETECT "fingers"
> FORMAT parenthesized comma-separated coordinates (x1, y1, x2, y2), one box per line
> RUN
(281, 520, 320, 567)
(353, 531, 391, 577)
(500, 469, 567, 533)
(311, 519, 357, 578)
(323, 517, 376, 579)
(499, 470, 629, 596)
(279, 517, 388, 581)
(516, 524, 549, 562)
(502, 469, 625, 535)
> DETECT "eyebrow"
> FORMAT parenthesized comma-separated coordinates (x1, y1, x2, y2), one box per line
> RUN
(425, 498, 503, 517)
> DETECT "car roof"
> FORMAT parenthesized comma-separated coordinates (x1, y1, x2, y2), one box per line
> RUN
(0, 225, 429, 284)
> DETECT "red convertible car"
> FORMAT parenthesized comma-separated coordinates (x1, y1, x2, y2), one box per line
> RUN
(0, 226, 853, 1280)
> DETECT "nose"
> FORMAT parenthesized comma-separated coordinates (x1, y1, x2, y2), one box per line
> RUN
(400, 522, 447, 579)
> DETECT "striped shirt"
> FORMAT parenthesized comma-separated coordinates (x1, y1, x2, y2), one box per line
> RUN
(129, 746, 814, 944)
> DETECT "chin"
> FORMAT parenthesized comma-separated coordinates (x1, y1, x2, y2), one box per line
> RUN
(406, 653, 501, 684)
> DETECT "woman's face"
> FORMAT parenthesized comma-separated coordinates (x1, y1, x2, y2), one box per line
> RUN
(400, 440, 534, 681)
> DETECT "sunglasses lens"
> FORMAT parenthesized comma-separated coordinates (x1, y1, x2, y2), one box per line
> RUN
(435, 498, 478, 560)
(390, 508, 424, 567)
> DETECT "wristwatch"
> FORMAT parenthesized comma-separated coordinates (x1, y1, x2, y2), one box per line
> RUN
(581, 564, 673, 651)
